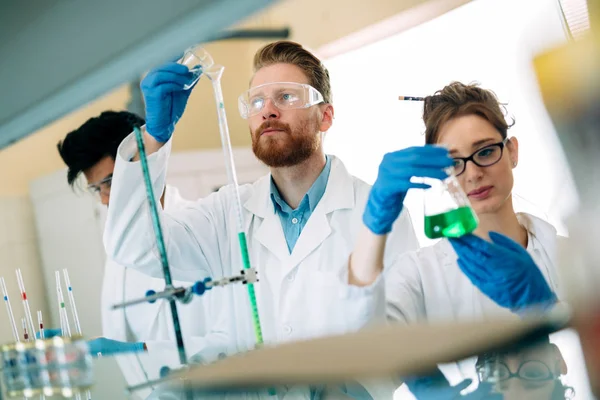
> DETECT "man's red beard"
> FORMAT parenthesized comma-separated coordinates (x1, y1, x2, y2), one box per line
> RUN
(251, 119, 320, 167)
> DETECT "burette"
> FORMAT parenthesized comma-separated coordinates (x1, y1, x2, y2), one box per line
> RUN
(207, 66, 264, 345)
(179, 46, 264, 345)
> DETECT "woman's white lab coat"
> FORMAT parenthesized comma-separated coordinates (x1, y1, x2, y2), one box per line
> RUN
(385, 212, 563, 388)
(104, 134, 419, 398)
(101, 186, 212, 399)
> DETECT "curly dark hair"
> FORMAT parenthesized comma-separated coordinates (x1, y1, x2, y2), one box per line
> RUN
(57, 111, 144, 186)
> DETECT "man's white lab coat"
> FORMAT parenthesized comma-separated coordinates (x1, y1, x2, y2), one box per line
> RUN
(103, 134, 419, 398)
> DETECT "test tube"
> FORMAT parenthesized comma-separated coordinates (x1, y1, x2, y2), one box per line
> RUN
(1, 277, 20, 342)
(55, 271, 71, 338)
(16, 269, 37, 339)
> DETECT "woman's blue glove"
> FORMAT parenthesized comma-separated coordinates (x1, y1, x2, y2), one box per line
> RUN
(404, 368, 502, 399)
(140, 62, 197, 142)
(449, 232, 557, 316)
(88, 337, 145, 357)
(363, 146, 454, 235)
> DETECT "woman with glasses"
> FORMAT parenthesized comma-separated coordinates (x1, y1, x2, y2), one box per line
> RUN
(348, 81, 563, 398)
(351, 81, 561, 323)
(476, 336, 573, 399)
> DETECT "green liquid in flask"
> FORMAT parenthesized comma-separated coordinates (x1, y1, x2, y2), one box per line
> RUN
(424, 206, 478, 239)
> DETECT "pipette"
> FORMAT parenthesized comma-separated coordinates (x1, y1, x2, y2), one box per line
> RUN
(22, 317, 29, 341)
(63, 270, 82, 335)
(55, 271, 72, 338)
(63, 270, 91, 400)
(177, 48, 264, 345)
(203, 65, 265, 346)
(37, 310, 48, 400)
(16, 269, 37, 340)
(37, 311, 44, 339)
(37, 313, 47, 399)
(132, 125, 188, 366)
(1, 277, 20, 342)
(398, 95, 425, 101)
(55, 272, 81, 400)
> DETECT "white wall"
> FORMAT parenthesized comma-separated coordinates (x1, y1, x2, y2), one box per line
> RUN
(323, 0, 579, 247)
(29, 170, 107, 337)
(0, 196, 50, 344)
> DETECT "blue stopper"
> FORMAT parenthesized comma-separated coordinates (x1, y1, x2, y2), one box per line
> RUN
(159, 366, 170, 378)
(145, 290, 157, 304)
(192, 281, 205, 296)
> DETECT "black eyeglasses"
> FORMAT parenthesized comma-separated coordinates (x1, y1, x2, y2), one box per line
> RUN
(452, 138, 509, 176)
(477, 359, 556, 383)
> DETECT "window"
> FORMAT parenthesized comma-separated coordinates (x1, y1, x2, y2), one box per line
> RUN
(323, 0, 578, 246)
(558, 0, 591, 40)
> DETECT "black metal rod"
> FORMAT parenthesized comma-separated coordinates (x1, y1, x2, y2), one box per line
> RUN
(133, 125, 187, 366)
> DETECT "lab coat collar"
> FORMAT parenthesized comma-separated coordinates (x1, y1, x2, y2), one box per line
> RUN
(517, 213, 561, 293)
(245, 155, 356, 265)
(244, 155, 355, 218)
(269, 155, 332, 215)
(516, 212, 557, 253)
(163, 184, 184, 210)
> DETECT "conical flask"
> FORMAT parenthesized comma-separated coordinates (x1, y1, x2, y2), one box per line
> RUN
(423, 167, 478, 239)
(179, 45, 215, 90)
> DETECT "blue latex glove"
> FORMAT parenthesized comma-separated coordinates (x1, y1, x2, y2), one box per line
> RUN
(36, 328, 62, 339)
(140, 62, 197, 142)
(88, 337, 145, 357)
(449, 232, 557, 315)
(364, 146, 454, 234)
(404, 368, 502, 399)
(37, 330, 144, 356)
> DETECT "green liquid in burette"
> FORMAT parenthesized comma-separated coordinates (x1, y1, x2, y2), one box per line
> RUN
(424, 206, 478, 239)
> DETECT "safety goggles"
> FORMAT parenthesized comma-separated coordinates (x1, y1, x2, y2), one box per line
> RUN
(87, 174, 112, 197)
(238, 82, 324, 119)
